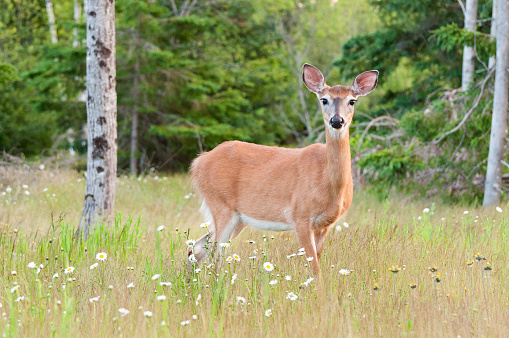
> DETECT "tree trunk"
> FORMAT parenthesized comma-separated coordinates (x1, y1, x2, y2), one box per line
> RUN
(489, 0, 497, 68)
(462, 0, 478, 90)
(73, 0, 82, 48)
(45, 0, 58, 44)
(130, 16, 141, 175)
(76, 0, 117, 239)
(483, 0, 509, 206)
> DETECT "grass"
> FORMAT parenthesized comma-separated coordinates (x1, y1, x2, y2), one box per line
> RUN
(1, 166, 509, 336)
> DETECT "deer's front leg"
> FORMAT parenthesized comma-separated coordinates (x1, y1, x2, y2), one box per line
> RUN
(296, 222, 321, 276)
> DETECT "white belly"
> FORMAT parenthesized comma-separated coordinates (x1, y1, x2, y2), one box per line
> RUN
(240, 213, 295, 232)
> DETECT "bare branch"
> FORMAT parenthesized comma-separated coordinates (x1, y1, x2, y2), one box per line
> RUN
(432, 67, 494, 144)
(355, 116, 399, 159)
(457, 0, 466, 16)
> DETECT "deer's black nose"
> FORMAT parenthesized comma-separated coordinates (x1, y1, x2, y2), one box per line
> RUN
(330, 116, 344, 129)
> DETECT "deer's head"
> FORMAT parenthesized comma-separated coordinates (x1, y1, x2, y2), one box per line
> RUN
(302, 64, 378, 138)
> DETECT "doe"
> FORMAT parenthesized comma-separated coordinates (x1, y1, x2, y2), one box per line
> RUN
(189, 64, 378, 275)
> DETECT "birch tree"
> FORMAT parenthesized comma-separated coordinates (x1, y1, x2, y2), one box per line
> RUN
(45, 0, 58, 44)
(76, 0, 117, 239)
(483, 0, 509, 206)
(461, 0, 478, 91)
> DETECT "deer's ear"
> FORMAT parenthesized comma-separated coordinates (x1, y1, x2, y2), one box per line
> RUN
(351, 70, 378, 96)
(302, 64, 326, 93)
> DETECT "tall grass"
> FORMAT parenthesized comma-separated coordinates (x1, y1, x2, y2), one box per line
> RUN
(1, 168, 508, 336)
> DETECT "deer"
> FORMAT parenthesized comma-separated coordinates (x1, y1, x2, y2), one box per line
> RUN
(188, 63, 378, 276)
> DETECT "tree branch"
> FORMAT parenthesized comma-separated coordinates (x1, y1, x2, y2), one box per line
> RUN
(432, 67, 494, 144)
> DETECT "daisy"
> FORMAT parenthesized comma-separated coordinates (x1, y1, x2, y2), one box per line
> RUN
(15, 296, 25, 302)
(249, 256, 257, 260)
(156, 225, 165, 231)
(231, 274, 238, 285)
(286, 292, 298, 301)
(219, 242, 230, 248)
(10, 285, 20, 293)
(127, 283, 134, 288)
(151, 274, 161, 280)
(11, 271, 17, 276)
(285, 275, 291, 281)
(236, 296, 246, 304)
(64, 266, 75, 274)
(302, 277, 314, 287)
(52, 273, 58, 279)
(156, 295, 166, 301)
(265, 309, 272, 317)
(89, 296, 100, 303)
(181, 320, 191, 326)
(200, 223, 209, 228)
(194, 268, 201, 273)
(496, 207, 503, 213)
(90, 263, 99, 270)
(159, 282, 172, 286)
(343, 222, 350, 228)
(422, 208, 430, 213)
(226, 256, 233, 263)
(96, 252, 107, 261)
(269, 279, 278, 286)
(143, 311, 153, 317)
(339, 269, 351, 276)
(118, 308, 130, 316)
(286, 254, 296, 259)
(186, 239, 196, 248)
(27, 262, 36, 269)
(306, 257, 314, 262)
(188, 254, 198, 263)
(263, 262, 274, 272)
(233, 254, 241, 261)
(335, 225, 342, 232)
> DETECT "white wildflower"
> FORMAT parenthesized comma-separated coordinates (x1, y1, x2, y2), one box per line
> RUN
(269, 279, 278, 286)
(156, 295, 166, 301)
(156, 225, 165, 231)
(118, 308, 130, 316)
(236, 296, 246, 304)
(27, 262, 36, 269)
(96, 252, 107, 261)
(339, 269, 351, 276)
(127, 283, 134, 288)
(285, 275, 291, 281)
(286, 292, 298, 301)
(89, 296, 100, 303)
(265, 309, 272, 317)
(263, 262, 274, 272)
(151, 274, 161, 280)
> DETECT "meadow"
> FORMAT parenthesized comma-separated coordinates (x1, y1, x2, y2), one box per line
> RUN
(1, 166, 508, 336)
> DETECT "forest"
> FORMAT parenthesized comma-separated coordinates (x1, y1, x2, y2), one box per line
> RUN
(1, 0, 507, 204)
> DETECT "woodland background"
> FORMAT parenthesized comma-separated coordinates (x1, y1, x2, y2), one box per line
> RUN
(0, 0, 507, 203)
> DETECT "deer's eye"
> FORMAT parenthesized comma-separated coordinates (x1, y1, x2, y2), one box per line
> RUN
(349, 99, 356, 106)
(321, 98, 328, 105)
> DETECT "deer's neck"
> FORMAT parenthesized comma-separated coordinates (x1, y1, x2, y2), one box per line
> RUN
(325, 128, 352, 197)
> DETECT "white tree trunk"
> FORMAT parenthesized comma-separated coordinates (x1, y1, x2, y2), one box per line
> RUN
(483, 0, 509, 206)
(77, 0, 117, 239)
(489, 0, 497, 68)
(45, 0, 58, 44)
(73, 0, 82, 48)
(462, 0, 478, 90)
